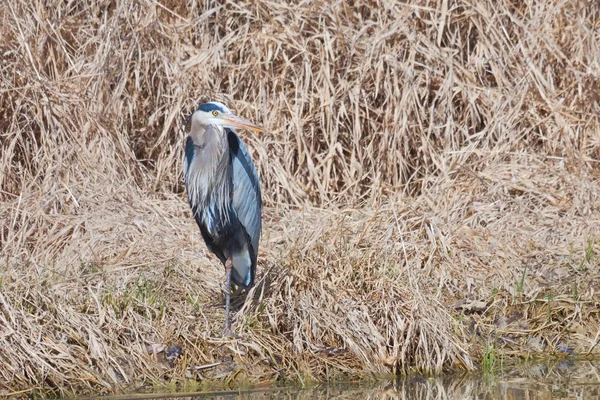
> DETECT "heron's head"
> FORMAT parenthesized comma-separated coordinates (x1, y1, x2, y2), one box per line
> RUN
(190, 102, 263, 133)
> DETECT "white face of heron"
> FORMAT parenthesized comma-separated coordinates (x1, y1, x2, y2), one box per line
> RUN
(191, 102, 263, 133)
(191, 109, 224, 129)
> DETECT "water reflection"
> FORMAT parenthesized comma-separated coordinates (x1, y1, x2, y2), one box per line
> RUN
(99, 359, 600, 399)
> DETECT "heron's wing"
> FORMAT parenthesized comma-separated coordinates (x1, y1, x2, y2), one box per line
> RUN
(227, 129, 262, 261)
(183, 136, 194, 184)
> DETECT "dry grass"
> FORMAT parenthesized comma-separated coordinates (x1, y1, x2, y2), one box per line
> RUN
(1, 0, 600, 396)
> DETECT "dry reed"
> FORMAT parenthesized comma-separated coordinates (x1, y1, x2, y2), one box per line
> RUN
(1, 0, 600, 396)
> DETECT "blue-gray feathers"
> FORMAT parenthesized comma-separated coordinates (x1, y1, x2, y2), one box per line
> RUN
(184, 128, 261, 289)
(228, 129, 262, 261)
(184, 136, 195, 171)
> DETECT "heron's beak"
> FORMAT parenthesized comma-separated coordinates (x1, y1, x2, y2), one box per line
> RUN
(222, 113, 264, 133)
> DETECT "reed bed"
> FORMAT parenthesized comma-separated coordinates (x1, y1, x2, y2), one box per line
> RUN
(1, 0, 600, 395)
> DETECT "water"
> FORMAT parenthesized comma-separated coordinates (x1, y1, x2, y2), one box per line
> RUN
(89, 359, 600, 399)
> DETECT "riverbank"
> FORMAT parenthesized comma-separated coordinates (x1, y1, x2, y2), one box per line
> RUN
(2, 189, 599, 395)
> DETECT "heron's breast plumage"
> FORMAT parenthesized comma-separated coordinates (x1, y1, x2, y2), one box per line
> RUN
(184, 136, 232, 230)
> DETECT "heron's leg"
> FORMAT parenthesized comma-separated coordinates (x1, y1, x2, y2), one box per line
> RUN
(223, 257, 233, 337)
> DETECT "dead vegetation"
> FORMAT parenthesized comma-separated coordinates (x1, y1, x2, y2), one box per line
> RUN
(1, 0, 600, 396)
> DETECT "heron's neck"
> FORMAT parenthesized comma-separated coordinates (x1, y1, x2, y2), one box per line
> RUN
(187, 124, 231, 208)
(192, 123, 225, 159)
(192, 123, 223, 145)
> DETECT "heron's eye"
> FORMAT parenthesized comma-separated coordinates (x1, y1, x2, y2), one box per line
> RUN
(212, 110, 219, 117)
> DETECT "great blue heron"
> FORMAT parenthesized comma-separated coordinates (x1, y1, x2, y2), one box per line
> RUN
(183, 101, 263, 336)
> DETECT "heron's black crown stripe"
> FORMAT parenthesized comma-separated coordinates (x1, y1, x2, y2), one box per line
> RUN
(197, 103, 224, 113)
